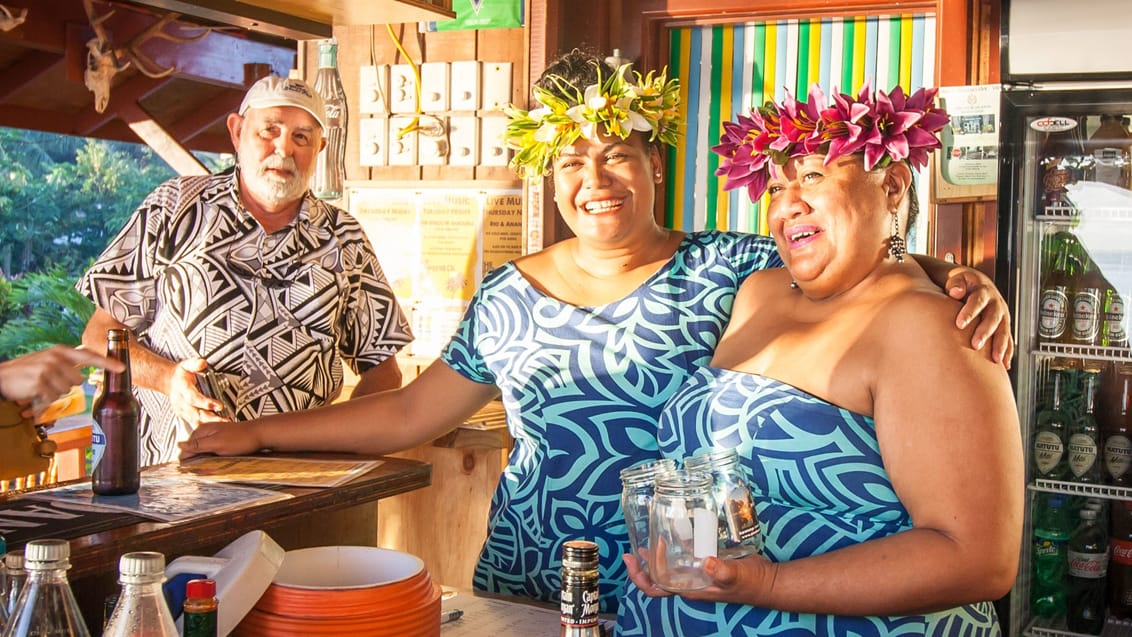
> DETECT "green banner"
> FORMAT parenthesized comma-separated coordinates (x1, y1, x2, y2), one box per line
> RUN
(428, 0, 523, 32)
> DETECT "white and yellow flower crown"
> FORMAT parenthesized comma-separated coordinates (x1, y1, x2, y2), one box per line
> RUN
(503, 63, 683, 179)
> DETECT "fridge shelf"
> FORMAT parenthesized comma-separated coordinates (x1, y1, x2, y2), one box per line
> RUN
(1031, 479, 1132, 500)
(1035, 343, 1132, 363)
(1025, 617, 1132, 637)
(1038, 206, 1132, 222)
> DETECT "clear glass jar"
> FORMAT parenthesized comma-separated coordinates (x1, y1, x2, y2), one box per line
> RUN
(648, 469, 717, 592)
(684, 447, 764, 558)
(102, 552, 178, 637)
(619, 458, 677, 571)
(2, 539, 91, 637)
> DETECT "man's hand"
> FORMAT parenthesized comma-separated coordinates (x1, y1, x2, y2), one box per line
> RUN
(167, 357, 229, 428)
(945, 267, 1015, 368)
(179, 420, 260, 459)
(0, 346, 124, 417)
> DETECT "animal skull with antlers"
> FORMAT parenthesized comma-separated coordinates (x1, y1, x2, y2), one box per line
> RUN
(82, 0, 211, 113)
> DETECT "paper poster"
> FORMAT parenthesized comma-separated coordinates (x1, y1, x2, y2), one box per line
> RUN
(426, 0, 524, 32)
(937, 84, 1001, 186)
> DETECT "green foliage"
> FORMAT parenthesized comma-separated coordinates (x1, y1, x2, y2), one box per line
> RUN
(0, 266, 94, 358)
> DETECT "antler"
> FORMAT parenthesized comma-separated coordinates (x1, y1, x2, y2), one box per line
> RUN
(0, 4, 28, 31)
(80, 0, 211, 112)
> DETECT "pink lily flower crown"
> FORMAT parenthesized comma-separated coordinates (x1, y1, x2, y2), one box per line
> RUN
(712, 80, 951, 202)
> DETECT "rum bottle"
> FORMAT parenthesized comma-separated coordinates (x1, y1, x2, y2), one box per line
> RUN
(559, 540, 600, 637)
(92, 328, 139, 496)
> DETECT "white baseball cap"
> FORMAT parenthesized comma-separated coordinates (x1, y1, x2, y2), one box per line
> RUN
(238, 75, 326, 130)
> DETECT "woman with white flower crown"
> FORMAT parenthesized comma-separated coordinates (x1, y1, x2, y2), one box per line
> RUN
(619, 83, 1023, 635)
(183, 50, 1012, 614)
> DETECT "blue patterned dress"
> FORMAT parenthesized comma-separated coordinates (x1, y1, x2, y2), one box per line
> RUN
(440, 231, 781, 613)
(617, 367, 1002, 636)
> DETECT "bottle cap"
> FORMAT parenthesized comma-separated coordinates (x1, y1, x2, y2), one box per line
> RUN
(4, 551, 23, 570)
(24, 539, 70, 569)
(186, 578, 217, 599)
(119, 551, 166, 579)
(107, 328, 129, 342)
(561, 540, 599, 571)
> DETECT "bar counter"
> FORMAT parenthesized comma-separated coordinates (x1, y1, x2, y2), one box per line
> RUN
(0, 453, 431, 630)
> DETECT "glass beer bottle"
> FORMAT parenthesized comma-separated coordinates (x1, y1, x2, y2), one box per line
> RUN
(1038, 233, 1075, 344)
(1069, 257, 1106, 347)
(1069, 369, 1105, 484)
(1033, 365, 1071, 480)
(1107, 365, 1132, 486)
(91, 328, 140, 496)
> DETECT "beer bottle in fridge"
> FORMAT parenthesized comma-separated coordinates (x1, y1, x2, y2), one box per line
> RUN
(1104, 365, 1132, 486)
(1102, 286, 1129, 348)
(1033, 365, 1071, 480)
(1068, 255, 1106, 347)
(1037, 233, 1075, 344)
(1068, 369, 1104, 484)
(91, 328, 140, 495)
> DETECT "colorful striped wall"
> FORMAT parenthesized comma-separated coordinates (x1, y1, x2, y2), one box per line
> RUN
(664, 14, 938, 234)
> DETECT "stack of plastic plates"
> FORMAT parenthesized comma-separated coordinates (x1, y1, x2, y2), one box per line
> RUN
(233, 546, 441, 636)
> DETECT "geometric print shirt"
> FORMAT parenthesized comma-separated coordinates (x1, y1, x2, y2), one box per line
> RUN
(77, 168, 412, 465)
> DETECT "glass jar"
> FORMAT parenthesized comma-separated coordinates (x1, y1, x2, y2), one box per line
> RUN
(648, 469, 717, 592)
(684, 447, 764, 558)
(619, 458, 677, 571)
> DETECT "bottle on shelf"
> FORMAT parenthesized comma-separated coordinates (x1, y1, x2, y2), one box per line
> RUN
(1038, 233, 1076, 345)
(1034, 364, 1072, 481)
(1068, 255, 1107, 347)
(1069, 368, 1105, 484)
(1104, 364, 1132, 486)
(311, 38, 347, 201)
(182, 578, 218, 637)
(102, 552, 178, 637)
(1102, 286, 1129, 348)
(1111, 500, 1132, 619)
(1086, 113, 1131, 188)
(1039, 117, 1090, 207)
(91, 328, 139, 496)
(559, 540, 601, 637)
(1, 539, 90, 637)
(1067, 506, 1109, 634)
(1032, 492, 1073, 623)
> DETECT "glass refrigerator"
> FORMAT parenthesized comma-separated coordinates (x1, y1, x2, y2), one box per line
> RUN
(997, 1, 1132, 635)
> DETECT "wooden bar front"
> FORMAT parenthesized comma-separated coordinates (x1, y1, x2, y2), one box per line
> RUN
(0, 453, 431, 631)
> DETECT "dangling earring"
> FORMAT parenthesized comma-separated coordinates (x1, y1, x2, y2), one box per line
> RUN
(888, 212, 906, 263)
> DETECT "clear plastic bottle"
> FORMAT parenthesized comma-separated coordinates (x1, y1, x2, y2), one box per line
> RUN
(619, 457, 677, 571)
(1067, 507, 1109, 634)
(1031, 492, 1072, 623)
(102, 552, 178, 637)
(1, 539, 91, 637)
(311, 38, 347, 200)
(2, 552, 26, 625)
(684, 448, 764, 558)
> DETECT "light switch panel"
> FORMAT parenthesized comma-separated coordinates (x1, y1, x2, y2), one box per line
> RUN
(447, 116, 478, 167)
(481, 62, 513, 112)
(388, 116, 418, 165)
(358, 65, 389, 115)
(389, 64, 418, 114)
(479, 115, 510, 166)
(418, 116, 448, 165)
(358, 117, 388, 166)
(419, 62, 450, 113)
(449, 61, 480, 112)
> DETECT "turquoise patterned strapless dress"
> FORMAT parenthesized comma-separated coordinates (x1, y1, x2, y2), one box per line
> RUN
(617, 366, 1001, 636)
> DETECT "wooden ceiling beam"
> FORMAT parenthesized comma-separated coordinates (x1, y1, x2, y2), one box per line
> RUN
(74, 74, 167, 135)
(0, 51, 64, 102)
(123, 0, 328, 41)
(0, 0, 87, 52)
(119, 98, 208, 175)
(168, 92, 241, 144)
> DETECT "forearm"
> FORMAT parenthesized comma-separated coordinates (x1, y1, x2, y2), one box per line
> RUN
(82, 310, 177, 396)
(350, 356, 404, 398)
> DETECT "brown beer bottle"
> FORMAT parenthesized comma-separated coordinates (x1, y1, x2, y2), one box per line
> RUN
(1038, 233, 1075, 344)
(1068, 256, 1106, 347)
(91, 328, 140, 495)
(1104, 365, 1132, 486)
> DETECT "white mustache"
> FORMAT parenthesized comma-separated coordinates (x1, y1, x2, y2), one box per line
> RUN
(261, 157, 297, 175)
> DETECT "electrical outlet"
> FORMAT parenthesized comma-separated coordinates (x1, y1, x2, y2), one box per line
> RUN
(481, 62, 513, 112)
(358, 117, 388, 166)
(389, 64, 418, 114)
(388, 116, 418, 165)
(449, 61, 480, 112)
(358, 65, 389, 115)
(419, 62, 450, 113)
(418, 116, 448, 165)
(447, 116, 478, 167)
(479, 115, 510, 166)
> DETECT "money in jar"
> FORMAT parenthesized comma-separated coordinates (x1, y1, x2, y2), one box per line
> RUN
(684, 447, 763, 558)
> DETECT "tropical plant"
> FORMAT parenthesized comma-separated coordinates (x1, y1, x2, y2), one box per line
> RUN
(0, 266, 94, 358)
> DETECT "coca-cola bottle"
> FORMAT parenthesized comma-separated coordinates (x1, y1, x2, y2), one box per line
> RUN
(1110, 499, 1132, 619)
(1032, 492, 1072, 622)
(91, 328, 140, 495)
(1069, 369, 1105, 484)
(1067, 506, 1109, 634)
(311, 39, 347, 200)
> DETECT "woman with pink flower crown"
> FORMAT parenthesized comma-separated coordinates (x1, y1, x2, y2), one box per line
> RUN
(619, 83, 1023, 635)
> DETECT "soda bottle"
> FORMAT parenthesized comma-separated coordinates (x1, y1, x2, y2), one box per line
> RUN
(1069, 369, 1105, 484)
(311, 39, 347, 200)
(1034, 365, 1071, 480)
(92, 328, 140, 496)
(1038, 233, 1075, 344)
(1068, 506, 1109, 634)
(1110, 499, 1132, 619)
(1032, 492, 1072, 622)
(1, 539, 91, 637)
(1104, 365, 1132, 486)
(102, 552, 178, 637)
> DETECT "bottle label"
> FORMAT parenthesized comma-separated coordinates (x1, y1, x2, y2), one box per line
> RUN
(560, 580, 599, 627)
(722, 488, 761, 544)
(1106, 435, 1132, 480)
(1068, 433, 1099, 478)
(1068, 550, 1109, 579)
(1105, 293, 1128, 346)
(1034, 430, 1065, 475)
(1039, 288, 1069, 339)
(1113, 539, 1132, 565)
(1072, 288, 1103, 343)
(1034, 538, 1064, 561)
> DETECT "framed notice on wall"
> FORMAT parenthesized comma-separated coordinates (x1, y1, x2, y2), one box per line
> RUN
(346, 182, 523, 358)
(933, 84, 1002, 202)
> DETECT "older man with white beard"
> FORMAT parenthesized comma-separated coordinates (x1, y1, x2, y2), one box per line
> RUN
(78, 75, 412, 466)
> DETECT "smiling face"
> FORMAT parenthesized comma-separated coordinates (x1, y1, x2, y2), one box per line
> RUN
(767, 153, 911, 298)
(227, 106, 325, 214)
(551, 131, 663, 246)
